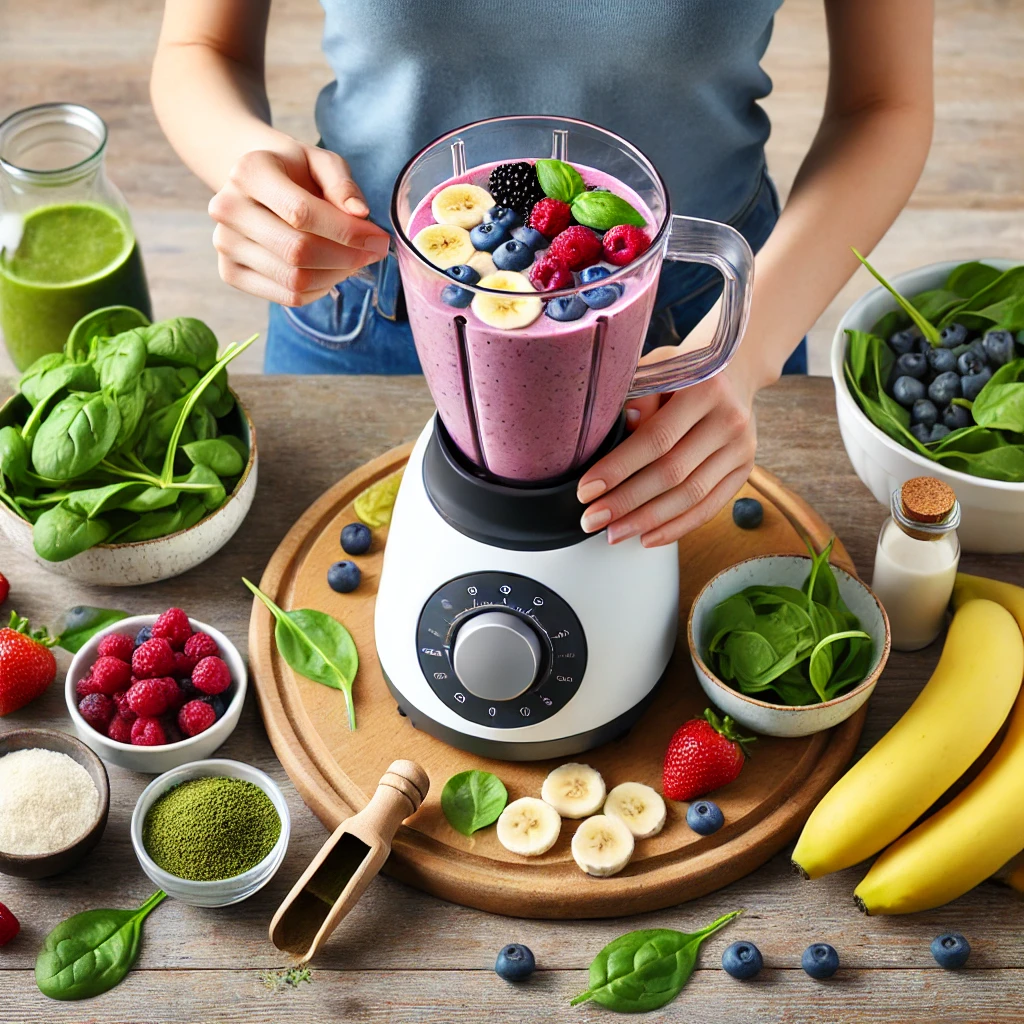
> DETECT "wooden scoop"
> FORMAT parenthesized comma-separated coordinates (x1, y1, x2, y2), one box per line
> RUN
(269, 759, 429, 961)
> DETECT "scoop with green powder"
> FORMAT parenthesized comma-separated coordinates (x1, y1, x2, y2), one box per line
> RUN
(142, 776, 281, 881)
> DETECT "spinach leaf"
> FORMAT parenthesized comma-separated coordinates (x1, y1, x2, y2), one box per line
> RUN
(809, 630, 871, 702)
(571, 911, 740, 1012)
(36, 890, 165, 1001)
(63, 481, 146, 518)
(0, 425, 29, 485)
(945, 261, 1002, 297)
(938, 266, 1024, 328)
(138, 317, 219, 371)
(31, 392, 121, 480)
(970, 358, 1024, 432)
(96, 331, 148, 392)
(441, 770, 508, 836)
(19, 357, 98, 410)
(182, 437, 244, 477)
(64, 305, 150, 363)
(53, 605, 130, 653)
(105, 382, 147, 450)
(853, 249, 940, 345)
(33, 502, 113, 561)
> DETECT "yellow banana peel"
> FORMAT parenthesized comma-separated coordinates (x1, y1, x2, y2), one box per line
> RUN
(954, 572, 1024, 632)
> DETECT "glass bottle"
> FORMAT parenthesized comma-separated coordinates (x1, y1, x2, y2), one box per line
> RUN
(0, 103, 151, 371)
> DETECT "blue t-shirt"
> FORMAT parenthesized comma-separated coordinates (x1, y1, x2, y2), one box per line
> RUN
(315, 0, 782, 228)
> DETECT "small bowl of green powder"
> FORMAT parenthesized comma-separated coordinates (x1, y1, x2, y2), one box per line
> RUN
(131, 759, 290, 906)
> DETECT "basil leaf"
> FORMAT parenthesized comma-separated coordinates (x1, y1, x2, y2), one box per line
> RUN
(534, 158, 585, 203)
(54, 605, 130, 653)
(571, 191, 646, 231)
(441, 770, 508, 836)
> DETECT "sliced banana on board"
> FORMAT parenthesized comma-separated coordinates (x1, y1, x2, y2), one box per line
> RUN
(472, 271, 543, 330)
(603, 782, 667, 839)
(541, 762, 607, 818)
(496, 797, 561, 856)
(466, 250, 497, 278)
(412, 223, 475, 269)
(431, 184, 494, 229)
(572, 814, 635, 877)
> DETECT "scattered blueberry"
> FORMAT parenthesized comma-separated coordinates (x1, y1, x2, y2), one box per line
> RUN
(484, 205, 521, 230)
(470, 222, 508, 253)
(341, 521, 372, 556)
(545, 295, 588, 322)
(930, 933, 970, 970)
(801, 943, 839, 980)
(957, 350, 986, 376)
(928, 423, 952, 442)
(327, 560, 361, 593)
(895, 352, 928, 380)
(983, 328, 1016, 367)
(942, 404, 972, 431)
(686, 800, 725, 836)
(445, 264, 480, 286)
(939, 322, 968, 349)
(179, 677, 200, 700)
(581, 283, 623, 310)
(961, 367, 993, 402)
(928, 371, 962, 406)
(926, 346, 958, 375)
(892, 375, 926, 407)
(732, 497, 764, 530)
(135, 625, 153, 647)
(202, 693, 228, 720)
(579, 265, 611, 284)
(495, 943, 535, 982)
(722, 941, 763, 980)
(511, 225, 547, 251)
(441, 283, 473, 309)
(911, 398, 939, 428)
(493, 239, 534, 272)
(887, 328, 919, 356)
(911, 423, 931, 444)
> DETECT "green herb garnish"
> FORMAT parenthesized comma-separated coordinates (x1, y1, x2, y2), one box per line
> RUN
(260, 965, 314, 994)
(440, 769, 508, 836)
(534, 158, 645, 231)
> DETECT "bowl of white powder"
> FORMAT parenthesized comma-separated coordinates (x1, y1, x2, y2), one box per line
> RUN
(0, 728, 110, 879)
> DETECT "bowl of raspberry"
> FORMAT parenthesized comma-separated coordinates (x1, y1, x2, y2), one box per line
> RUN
(64, 608, 247, 773)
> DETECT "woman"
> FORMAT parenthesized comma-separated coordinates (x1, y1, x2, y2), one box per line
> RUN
(151, 0, 933, 545)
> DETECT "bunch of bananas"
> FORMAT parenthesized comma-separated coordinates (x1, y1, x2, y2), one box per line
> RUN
(792, 574, 1024, 915)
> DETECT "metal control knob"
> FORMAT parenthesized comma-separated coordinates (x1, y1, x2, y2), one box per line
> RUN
(451, 611, 543, 702)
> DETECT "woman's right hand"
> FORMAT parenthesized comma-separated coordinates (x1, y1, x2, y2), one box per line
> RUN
(208, 138, 392, 306)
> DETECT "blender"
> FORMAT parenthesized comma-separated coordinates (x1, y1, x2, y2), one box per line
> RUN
(375, 116, 753, 760)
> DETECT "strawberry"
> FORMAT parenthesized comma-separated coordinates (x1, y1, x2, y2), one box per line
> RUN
(662, 708, 755, 801)
(0, 901, 19, 946)
(0, 573, 9, 607)
(0, 612, 58, 716)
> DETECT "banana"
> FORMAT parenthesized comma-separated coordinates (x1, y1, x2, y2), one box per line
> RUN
(1006, 857, 1024, 895)
(541, 762, 606, 818)
(603, 782, 667, 839)
(431, 184, 494, 229)
(471, 271, 542, 330)
(792, 599, 1024, 879)
(954, 573, 1024, 632)
(412, 223, 474, 269)
(571, 814, 635, 877)
(466, 250, 497, 278)
(496, 797, 561, 856)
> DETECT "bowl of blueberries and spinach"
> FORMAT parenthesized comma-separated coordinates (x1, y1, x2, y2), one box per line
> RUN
(831, 255, 1024, 553)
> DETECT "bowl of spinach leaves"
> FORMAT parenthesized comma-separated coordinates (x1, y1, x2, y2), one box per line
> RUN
(0, 307, 258, 585)
(832, 257, 1024, 553)
(687, 545, 890, 738)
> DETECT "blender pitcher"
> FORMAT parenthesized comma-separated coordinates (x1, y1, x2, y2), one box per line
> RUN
(391, 116, 753, 483)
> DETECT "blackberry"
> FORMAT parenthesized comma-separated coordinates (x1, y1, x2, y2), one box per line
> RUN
(488, 162, 546, 218)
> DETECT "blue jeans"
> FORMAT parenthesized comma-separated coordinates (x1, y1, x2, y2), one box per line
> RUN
(264, 168, 807, 375)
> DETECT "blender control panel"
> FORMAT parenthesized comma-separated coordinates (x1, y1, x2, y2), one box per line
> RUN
(416, 572, 587, 728)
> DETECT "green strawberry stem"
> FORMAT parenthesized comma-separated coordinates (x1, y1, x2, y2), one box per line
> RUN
(704, 708, 756, 757)
(6, 610, 58, 648)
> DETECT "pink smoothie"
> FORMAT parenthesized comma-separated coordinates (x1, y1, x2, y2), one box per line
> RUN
(400, 161, 663, 483)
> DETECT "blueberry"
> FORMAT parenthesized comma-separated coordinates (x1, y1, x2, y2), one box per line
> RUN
(892, 375, 926, 407)
(492, 239, 534, 273)
(981, 328, 1016, 367)
(441, 284, 473, 309)
(581, 283, 623, 310)
(135, 625, 153, 647)
(940, 322, 968, 349)
(445, 264, 480, 286)
(928, 423, 952, 442)
(957, 350, 986, 376)
(911, 398, 938, 428)
(579, 266, 611, 284)
(801, 943, 839, 980)
(511, 225, 547, 251)
(327, 560, 361, 593)
(928, 371, 962, 406)
(732, 497, 764, 530)
(895, 352, 928, 380)
(721, 941, 763, 980)
(340, 522, 372, 556)
(942, 404, 972, 431)
(887, 328, 919, 356)
(484, 205, 521, 230)
(470, 221, 508, 253)
(686, 800, 725, 836)
(201, 693, 228, 720)
(930, 933, 970, 970)
(926, 346, 957, 375)
(179, 677, 200, 700)
(495, 943, 535, 982)
(911, 423, 931, 444)
(545, 295, 588, 322)
(961, 366, 992, 402)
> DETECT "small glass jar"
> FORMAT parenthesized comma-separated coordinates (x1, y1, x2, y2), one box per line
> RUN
(0, 103, 151, 371)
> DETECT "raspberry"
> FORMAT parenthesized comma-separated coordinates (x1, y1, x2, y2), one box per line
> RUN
(192, 656, 231, 695)
(131, 716, 167, 746)
(151, 608, 192, 650)
(161, 717, 184, 745)
(76, 674, 103, 698)
(602, 224, 651, 267)
(183, 632, 219, 660)
(88, 655, 132, 695)
(547, 226, 602, 271)
(173, 651, 198, 678)
(107, 714, 134, 743)
(529, 255, 573, 291)
(126, 677, 177, 717)
(96, 632, 135, 662)
(132, 638, 175, 679)
(529, 198, 572, 239)
(78, 693, 115, 731)
(178, 699, 216, 737)
(112, 690, 138, 722)
(162, 676, 188, 712)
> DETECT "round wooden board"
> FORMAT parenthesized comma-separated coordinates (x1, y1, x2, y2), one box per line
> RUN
(249, 447, 866, 919)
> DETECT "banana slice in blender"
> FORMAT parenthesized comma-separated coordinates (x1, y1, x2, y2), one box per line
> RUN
(431, 184, 494, 229)
(541, 762, 607, 818)
(603, 782, 667, 839)
(496, 797, 561, 856)
(412, 224, 475, 269)
(467, 250, 497, 278)
(572, 814, 635, 877)
(471, 271, 543, 330)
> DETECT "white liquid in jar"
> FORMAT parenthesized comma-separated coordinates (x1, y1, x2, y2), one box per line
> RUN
(871, 519, 960, 651)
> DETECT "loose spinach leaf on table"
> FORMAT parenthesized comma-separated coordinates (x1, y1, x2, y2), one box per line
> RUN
(441, 770, 508, 837)
(53, 605, 130, 653)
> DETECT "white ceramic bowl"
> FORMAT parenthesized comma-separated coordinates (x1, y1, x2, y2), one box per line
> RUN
(130, 758, 290, 907)
(831, 258, 1024, 553)
(688, 555, 890, 738)
(0, 390, 257, 584)
(65, 614, 246, 773)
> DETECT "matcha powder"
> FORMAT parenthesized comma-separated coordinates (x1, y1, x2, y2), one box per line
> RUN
(143, 776, 281, 881)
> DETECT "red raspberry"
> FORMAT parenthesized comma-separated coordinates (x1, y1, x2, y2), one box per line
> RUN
(78, 693, 115, 731)
(529, 255, 574, 291)
(162, 676, 188, 712)
(172, 651, 198, 678)
(602, 224, 651, 267)
(88, 655, 132, 695)
(112, 690, 138, 722)
(126, 677, 176, 717)
(178, 699, 216, 738)
(131, 716, 167, 746)
(183, 632, 219, 661)
(96, 632, 135, 662)
(529, 198, 572, 239)
(192, 656, 231, 695)
(76, 674, 104, 698)
(151, 608, 192, 651)
(547, 226, 602, 271)
(107, 714, 134, 744)
(132, 638, 175, 679)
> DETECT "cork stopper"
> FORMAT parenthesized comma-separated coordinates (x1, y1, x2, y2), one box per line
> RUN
(900, 477, 957, 525)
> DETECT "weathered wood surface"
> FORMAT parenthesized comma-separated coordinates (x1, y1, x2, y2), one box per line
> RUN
(0, 375, 1022, 1024)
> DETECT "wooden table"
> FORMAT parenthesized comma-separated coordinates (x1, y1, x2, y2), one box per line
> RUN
(0, 375, 1020, 1024)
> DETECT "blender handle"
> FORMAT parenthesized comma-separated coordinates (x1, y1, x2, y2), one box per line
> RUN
(626, 215, 754, 400)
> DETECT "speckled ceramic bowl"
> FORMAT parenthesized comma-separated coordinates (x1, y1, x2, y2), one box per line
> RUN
(0, 390, 256, 585)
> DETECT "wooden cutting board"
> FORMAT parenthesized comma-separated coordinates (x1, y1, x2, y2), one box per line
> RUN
(249, 446, 866, 919)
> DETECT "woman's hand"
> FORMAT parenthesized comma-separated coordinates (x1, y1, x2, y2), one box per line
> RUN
(208, 138, 392, 306)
